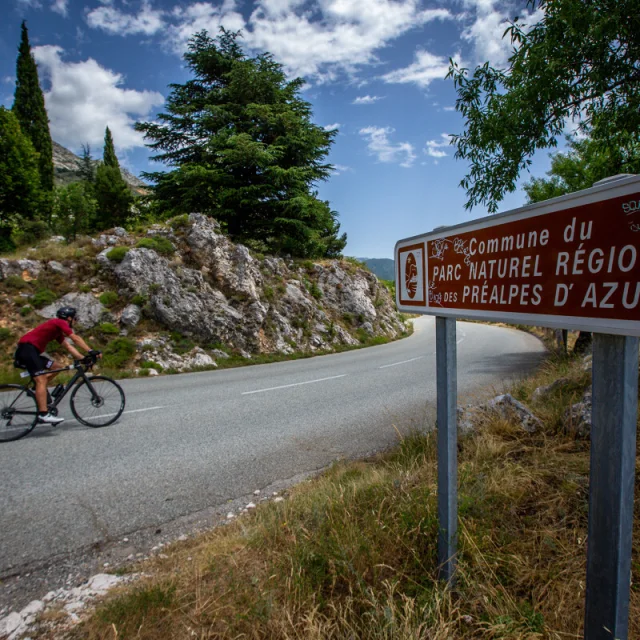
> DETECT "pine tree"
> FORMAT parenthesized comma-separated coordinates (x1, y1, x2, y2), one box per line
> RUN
(13, 21, 54, 195)
(0, 107, 43, 252)
(79, 143, 95, 184)
(136, 29, 346, 258)
(93, 127, 132, 231)
(102, 127, 119, 169)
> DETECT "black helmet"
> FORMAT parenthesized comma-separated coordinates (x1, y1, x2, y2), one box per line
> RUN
(56, 306, 77, 320)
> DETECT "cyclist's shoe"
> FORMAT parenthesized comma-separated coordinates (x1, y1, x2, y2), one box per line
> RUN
(38, 413, 65, 426)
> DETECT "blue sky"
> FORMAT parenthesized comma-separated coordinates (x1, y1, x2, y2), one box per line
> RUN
(1, 0, 553, 258)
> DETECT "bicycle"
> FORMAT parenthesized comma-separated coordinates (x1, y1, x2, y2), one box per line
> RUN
(0, 353, 126, 442)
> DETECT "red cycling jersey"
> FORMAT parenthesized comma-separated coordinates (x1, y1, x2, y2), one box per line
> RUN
(19, 318, 73, 353)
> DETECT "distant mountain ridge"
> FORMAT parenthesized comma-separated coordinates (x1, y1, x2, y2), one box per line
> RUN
(358, 258, 395, 281)
(52, 141, 148, 195)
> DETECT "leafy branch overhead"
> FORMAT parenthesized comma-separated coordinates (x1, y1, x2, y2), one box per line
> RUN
(136, 29, 346, 259)
(447, 0, 640, 213)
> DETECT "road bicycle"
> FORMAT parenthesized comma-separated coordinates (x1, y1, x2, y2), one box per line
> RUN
(0, 353, 126, 442)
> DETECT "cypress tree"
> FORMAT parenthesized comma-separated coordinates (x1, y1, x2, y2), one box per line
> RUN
(13, 21, 54, 194)
(79, 143, 95, 184)
(93, 126, 132, 230)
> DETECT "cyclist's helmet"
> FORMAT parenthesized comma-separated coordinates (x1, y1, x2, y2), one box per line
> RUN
(56, 306, 77, 320)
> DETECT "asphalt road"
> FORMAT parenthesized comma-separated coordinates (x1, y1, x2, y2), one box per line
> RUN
(0, 317, 544, 576)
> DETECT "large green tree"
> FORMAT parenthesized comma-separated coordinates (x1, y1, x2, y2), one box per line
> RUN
(448, 0, 640, 212)
(0, 107, 42, 252)
(13, 21, 54, 195)
(524, 134, 640, 203)
(93, 127, 132, 231)
(136, 29, 346, 258)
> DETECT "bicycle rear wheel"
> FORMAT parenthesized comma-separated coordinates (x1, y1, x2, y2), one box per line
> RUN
(0, 384, 38, 442)
(70, 376, 125, 427)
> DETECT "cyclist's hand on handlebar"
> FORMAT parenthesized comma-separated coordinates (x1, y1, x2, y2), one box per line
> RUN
(88, 349, 102, 359)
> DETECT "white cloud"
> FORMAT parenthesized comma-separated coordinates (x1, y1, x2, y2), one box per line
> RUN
(425, 133, 452, 158)
(166, 1, 247, 54)
(353, 95, 383, 105)
(381, 49, 455, 87)
(324, 122, 341, 130)
(443, 105, 455, 111)
(86, 1, 165, 36)
(3, 76, 15, 84)
(461, 0, 544, 67)
(33, 45, 164, 151)
(332, 163, 352, 175)
(161, 0, 452, 81)
(51, 0, 68, 16)
(360, 126, 415, 168)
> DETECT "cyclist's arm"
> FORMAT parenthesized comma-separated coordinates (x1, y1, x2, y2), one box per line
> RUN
(62, 338, 84, 360)
(68, 333, 94, 353)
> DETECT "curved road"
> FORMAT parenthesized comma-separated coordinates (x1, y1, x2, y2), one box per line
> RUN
(0, 317, 544, 578)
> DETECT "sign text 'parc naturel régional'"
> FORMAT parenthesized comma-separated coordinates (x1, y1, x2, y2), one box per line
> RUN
(395, 175, 640, 336)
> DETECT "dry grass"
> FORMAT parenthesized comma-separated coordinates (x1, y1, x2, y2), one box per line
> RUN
(34, 354, 640, 640)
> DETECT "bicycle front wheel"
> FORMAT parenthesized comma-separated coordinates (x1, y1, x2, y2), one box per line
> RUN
(70, 376, 126, 427)
(0, 384, 38, 442)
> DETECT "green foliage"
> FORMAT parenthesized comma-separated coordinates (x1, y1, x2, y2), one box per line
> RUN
(0, 327, 12, 341)
(0, 106, 42, 252)
(136, 29, 346, 258)
(20, 305, 32, 316)
(102, 337, 136, 368)
(170, 331, 194, 354)
(524, 134, 640, 203)
(11, 219, 49, 248)
(308, 281, 322, 300)
(4, 275, 30, 290)
(13, 22, 54, 194)
(136, 236, 175, 256)
(140, 360, 163, 371)
(97, 322, 119, 335)
(99, 291, 119, 307)
(92, 128, 132, 231)
(79, 144, 95, 183)
(448, 0, 640, 212)
(169, 214, 190, 230)
(131, 294, 148, 306)
(53, 182, 96, 241)
(32, 288, 57, 308)
(106, 246, 129, 262)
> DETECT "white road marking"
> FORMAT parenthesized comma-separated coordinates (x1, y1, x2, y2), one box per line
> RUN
(242, 375, 347, 395)
(379, 356, 425, 369)
(65, 406, 165, 424)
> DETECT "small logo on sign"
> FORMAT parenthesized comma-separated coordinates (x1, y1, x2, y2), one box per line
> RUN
(405, 252, 418, 298)
(622, 199, 640, 232)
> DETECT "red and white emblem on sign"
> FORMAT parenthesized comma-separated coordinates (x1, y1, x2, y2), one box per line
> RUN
(397, 243, 426, 307)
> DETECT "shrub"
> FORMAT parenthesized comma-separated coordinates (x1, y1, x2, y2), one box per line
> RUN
(79, 284, 92, 293)
(32, 288, 58, 309)
(103, 337, 136, 369)
(148, 283, 161, 294)
(0, 327, 11, 341)
(107, 247, 129, 262)
(99, 291, 119, 307)
(138, 368, 151, 376)
(140, 360, 163, 372)
(309, 282, 323, 300)
(169, 214, 189, 230)
(20, 305, 32, 317)
(170, 331, 194, 354)
(4, 275, 30, 290)
(97, 322, 120, 335)
(131, 294, 147, 306)
(263, 286, 274, 301)
(136, 236, 174, 256)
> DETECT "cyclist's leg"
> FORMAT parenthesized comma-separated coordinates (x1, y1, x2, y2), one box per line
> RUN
(15, 344, 57, 413)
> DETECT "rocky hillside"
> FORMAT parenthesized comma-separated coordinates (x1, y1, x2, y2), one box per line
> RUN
(0, 214, 407, 377)
(52, 141, 148, 195)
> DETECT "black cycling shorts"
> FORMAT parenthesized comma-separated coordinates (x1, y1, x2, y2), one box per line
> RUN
(14, 343, 54, 377)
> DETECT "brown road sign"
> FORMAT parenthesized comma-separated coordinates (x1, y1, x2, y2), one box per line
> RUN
(395, 175, 640, 336)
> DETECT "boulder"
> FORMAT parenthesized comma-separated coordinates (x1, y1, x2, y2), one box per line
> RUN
(47, 260, 70, 276)
(113, 227, 129, 237)
(120, 304, 142, 328)
(532, 377, 570, 401)
(565, 391, 592, 438)
(0, 258, 43, 281)
(38, 292, 111, 329)
(486, 393, 542, 433)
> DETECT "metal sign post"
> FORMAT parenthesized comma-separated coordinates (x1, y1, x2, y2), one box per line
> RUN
(436, 316, 457, 583)
(394, 174, 640, 637)
(585, 334, 639, 639)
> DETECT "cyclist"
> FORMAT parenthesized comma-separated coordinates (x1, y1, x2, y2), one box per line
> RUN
(14, 307, 100, 425)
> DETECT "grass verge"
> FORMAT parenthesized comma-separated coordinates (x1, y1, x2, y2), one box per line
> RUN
(59, 350, 639, 640)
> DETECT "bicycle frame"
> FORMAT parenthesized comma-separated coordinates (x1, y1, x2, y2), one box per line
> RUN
(19, 361, 99, 412)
